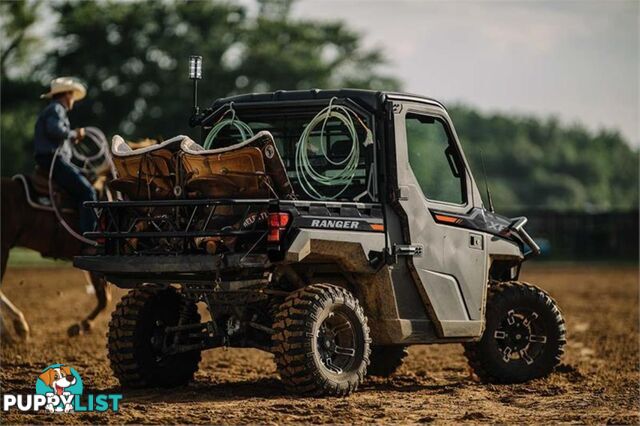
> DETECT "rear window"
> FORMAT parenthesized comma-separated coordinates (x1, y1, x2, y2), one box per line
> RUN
(201, 103, 376, 202)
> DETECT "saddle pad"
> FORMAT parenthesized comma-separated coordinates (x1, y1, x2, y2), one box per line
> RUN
(182, 147, 268, 198)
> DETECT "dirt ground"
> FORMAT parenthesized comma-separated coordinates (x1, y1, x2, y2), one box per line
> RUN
(1, 263, 638, 424)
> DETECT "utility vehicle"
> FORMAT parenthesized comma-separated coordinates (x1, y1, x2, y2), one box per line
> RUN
(75, 75, 565, 396)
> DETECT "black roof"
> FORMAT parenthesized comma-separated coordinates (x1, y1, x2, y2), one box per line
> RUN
(210, 89, 445, 113)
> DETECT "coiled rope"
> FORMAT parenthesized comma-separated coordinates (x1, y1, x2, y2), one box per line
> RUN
(203, 104, 254, 149)
(48, 126, 114, 246)
(201, 99, 373, 200)
(295, 98, 372, 200)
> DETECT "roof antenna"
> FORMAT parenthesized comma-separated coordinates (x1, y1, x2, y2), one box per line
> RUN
(480, 150, 495, 213)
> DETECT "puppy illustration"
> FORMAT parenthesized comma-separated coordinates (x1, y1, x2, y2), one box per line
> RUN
(38, 366, 76, 412)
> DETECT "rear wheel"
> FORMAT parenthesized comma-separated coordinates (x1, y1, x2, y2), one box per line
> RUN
(367, 346, 409, 377)
(272, 284, 371, 396)
(464, 281, 565, 383)
(107, 286, 201, 388)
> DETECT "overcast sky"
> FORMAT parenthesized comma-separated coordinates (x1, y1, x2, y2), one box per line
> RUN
(290, 0, 639, 147)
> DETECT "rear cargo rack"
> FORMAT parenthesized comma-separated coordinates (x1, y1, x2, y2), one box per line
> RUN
(84, 198, 278, 256)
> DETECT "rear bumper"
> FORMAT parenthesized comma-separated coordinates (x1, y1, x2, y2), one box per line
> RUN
(73, 254, 270, 275)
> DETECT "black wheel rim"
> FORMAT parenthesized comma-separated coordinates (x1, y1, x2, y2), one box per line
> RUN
(150, 319, 167, 363)
(494, 308, 548, 365)
(315, 309, 359, 375)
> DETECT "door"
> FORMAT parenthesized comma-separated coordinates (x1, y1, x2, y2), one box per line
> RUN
(391, 100, 487, 337)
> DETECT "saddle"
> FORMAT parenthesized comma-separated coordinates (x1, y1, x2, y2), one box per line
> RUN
(109, 135, 186, 199)
(180, 131, 294, 199)
(13, 167, 76, 212)
(178, 131, 294, 254)
(110, 131, 294, 255)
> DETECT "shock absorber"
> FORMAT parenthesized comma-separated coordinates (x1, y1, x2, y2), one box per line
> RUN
(173, 294, 198, 346)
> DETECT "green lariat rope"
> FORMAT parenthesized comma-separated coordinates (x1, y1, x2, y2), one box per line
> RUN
(203, 106, 254, 149)
(295, 98, 372, 200)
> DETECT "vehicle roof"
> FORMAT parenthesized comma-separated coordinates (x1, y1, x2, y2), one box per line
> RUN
(210, 89, 446, 113)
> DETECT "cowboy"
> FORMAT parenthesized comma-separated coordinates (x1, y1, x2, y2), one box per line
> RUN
(34, 77, 97, 235)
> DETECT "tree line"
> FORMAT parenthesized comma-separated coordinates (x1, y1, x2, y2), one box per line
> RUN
(1, 0, 637, 211)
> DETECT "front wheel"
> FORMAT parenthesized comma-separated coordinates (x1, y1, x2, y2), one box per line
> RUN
(272, 284, 371, 396)
(464, 281, 566, 383)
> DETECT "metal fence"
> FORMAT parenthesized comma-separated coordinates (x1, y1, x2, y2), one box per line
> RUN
(504, 210, 639, 261)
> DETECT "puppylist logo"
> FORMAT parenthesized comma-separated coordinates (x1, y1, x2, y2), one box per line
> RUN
(2, 364, 122, 413)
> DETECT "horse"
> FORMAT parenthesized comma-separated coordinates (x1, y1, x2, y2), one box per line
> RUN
(0, 136, 159, 341)
(0, 174, 111, 341)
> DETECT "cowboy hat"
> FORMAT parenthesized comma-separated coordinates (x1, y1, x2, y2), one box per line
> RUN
(40, 77, 87, 101)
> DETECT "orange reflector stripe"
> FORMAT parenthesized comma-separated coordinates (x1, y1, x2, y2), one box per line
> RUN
(370, 223, 385, 231)
(434, 214, 460, 224)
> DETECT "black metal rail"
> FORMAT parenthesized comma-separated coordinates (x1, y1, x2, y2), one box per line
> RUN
(84, 198, 278, 256)
(85, 198, 279, 207)
(74, 253, 270, 275)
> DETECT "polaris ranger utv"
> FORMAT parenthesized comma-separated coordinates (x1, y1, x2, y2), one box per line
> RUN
(75, 85, 565, 396)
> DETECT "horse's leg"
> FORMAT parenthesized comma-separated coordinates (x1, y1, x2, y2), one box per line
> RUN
(0, 290, 30, 340)
(0, 244, 30, 341)
(67, 272, 111, 337)
(1, 242, 9, 280)
(0, 312, 16, 344)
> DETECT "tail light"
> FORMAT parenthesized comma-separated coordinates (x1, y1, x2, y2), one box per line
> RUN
(268, 212, 290, 243)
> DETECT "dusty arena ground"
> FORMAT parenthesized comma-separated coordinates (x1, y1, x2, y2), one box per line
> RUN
(1, 261, 638, 424)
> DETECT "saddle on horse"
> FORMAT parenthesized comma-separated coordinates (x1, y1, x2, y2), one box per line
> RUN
(13, 167, 76, 213)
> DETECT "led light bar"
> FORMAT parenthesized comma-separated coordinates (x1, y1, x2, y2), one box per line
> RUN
(189, 55, 202, 80)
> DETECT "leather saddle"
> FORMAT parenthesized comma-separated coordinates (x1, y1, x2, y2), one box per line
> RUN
(13, 167, 76, 212)
(180, 130, 294, 199)
(179, 131, 294, 255)
(110, 135, 186, 200)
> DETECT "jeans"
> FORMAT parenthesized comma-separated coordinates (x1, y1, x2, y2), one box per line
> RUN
(35, 154, 97, 234)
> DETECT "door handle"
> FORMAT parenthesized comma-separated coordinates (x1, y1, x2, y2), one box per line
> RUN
(393, 244, 423, 257)
(469, 233, 483, 250)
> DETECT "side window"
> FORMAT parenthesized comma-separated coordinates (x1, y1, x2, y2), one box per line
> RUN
(405, 113, 466, 204)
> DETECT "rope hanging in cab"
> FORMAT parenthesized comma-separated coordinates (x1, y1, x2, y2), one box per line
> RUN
(295, 97, 373, 200)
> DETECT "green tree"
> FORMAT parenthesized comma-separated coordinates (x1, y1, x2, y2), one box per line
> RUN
(1, 0, 45, 176)
(1, 0, 398, 176)
(449, 105, 639, 211)
(1, 0, 637, 213)
(0, 80, 42, 176)
(50, 0, 398, 141)
(0, 0, 43, 80)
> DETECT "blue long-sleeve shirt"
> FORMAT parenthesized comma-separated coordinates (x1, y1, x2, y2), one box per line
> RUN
(33, 101, 78, 156)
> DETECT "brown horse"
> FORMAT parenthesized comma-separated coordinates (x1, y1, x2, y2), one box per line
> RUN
(0, 137, 162, 341)
(0, 176, 111, 341)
